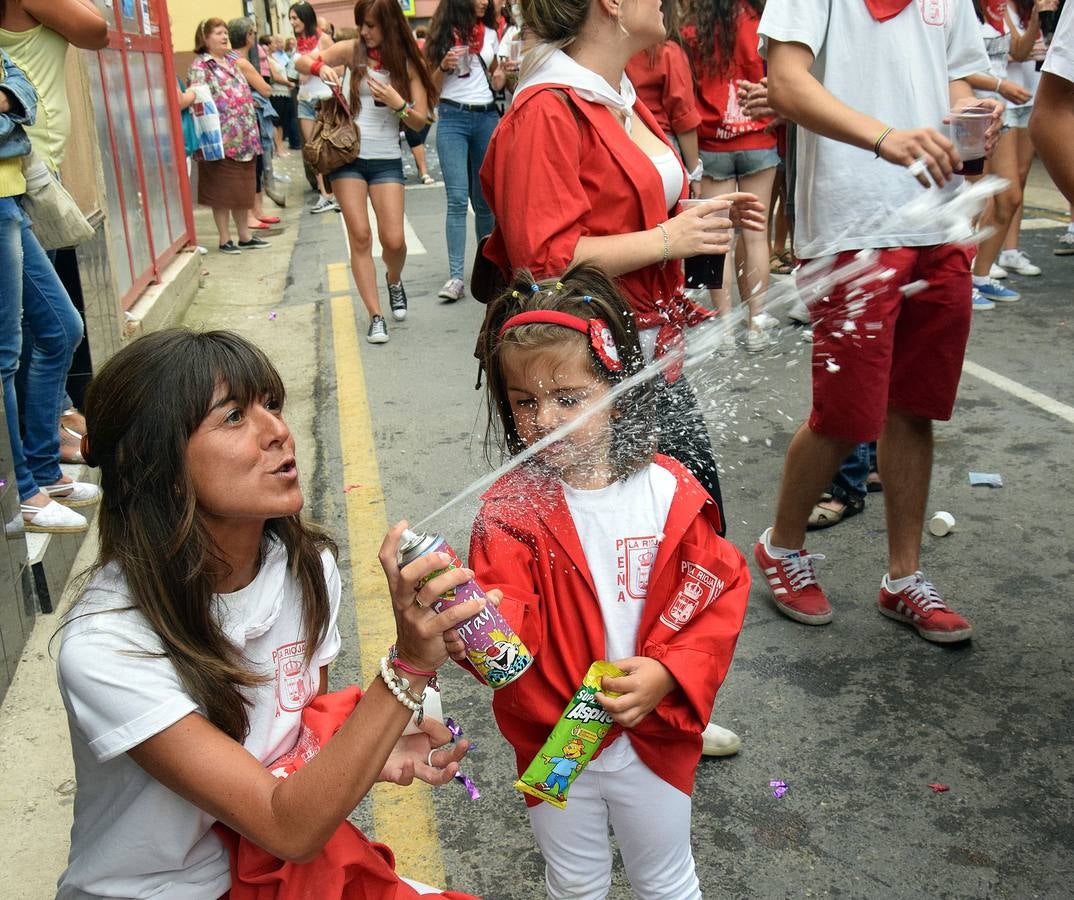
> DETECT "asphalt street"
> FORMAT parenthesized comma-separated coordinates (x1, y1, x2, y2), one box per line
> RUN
(272, 156, 1073, 900)
(4, 149, 1070, 898)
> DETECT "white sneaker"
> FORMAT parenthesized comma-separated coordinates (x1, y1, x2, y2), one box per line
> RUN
(366, 315, 389, 344)
(701, 723, 742, 757)
(437, 278, 465, 302)
(42, 481, 100, 508)
(752, 311, 779, 331)
(20, 500, 87, 533)
(988, 262, 1007, 279)
(745, 326, 774, 353)
(715, 329, 737, 354)
(997, 249, 1042, 276)
(788, 297, 811, 324)
(1055, 232, 1074, 256)
(310, 196, 335, 214)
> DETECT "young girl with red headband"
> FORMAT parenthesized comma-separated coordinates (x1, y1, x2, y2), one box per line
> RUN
(458, 264, 749, 899)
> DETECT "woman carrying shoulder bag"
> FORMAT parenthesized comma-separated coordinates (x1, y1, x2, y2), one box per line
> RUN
(424, 0, 506, 303)
(297, 0, 437, 345)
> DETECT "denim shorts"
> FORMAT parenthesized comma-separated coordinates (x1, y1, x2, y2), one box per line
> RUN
(1003, 104, 1033, 129)
(297, 98, 319, 121)
(700, 146, 781, 181)
(328, 156, 405, 186)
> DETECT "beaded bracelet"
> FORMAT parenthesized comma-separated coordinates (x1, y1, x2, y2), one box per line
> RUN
(656, 222, 670, 268)
(379, 656, 426, 723)
(394, 102, 414, 121)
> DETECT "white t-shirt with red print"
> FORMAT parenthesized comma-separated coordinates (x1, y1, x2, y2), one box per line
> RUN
(56, 537, 342, 900)
(561, 463, 676, 663)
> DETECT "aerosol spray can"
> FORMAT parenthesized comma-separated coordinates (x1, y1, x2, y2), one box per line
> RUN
(398, 528, 533, 688)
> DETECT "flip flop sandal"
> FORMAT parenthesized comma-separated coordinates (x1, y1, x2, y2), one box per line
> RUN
(257, 215, 282, 224)
(769, 252, 793, 276)
(807, 492, 865, 530)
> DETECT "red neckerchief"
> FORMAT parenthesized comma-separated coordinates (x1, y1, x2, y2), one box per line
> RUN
(367, 46, 383, 71)
(862, 0, 913, 21)
(296, 31, 319, 54)
(455, 23, 485, 55)
(983, 0, 1008, 34)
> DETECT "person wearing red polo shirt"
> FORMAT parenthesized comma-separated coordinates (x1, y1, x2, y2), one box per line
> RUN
(752, 0, 1001, 644)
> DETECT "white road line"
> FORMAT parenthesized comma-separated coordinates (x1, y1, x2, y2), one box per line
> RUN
(1020, 217, 1065, 231)
(963, 359, 1074, 425)
(338, 200, 427, 260)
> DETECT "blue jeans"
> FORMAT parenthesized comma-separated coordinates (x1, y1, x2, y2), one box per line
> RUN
(435, 103, 498, 279)
(831, 442, 876, 502)
(0, 197, 84, 501)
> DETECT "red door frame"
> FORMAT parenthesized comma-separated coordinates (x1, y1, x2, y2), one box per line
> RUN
(98, 0, 196, 310)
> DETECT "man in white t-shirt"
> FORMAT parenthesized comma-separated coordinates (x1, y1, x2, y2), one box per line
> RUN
(751, 0, 999, 645)
(1031, 1, 1074, 203)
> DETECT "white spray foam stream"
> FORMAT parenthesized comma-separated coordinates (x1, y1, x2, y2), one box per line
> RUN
(414, 178, 1006, 530)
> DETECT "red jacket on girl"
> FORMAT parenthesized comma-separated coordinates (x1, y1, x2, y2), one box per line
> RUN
(479, 85, 714, 378)
(625, 41, 702, 138)
(467, 455, 749, 802)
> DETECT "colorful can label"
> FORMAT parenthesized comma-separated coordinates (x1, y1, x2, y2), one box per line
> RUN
(398, 529, 533, 688)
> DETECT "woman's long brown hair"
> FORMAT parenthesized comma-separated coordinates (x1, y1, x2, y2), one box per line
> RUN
(70, 329, 335, 743)
(354, 0, 438, 105)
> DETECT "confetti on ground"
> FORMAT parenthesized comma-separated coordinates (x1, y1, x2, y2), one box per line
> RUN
(769, 779, 788, 798)
(825, 359, 841, 373)
(343, 483, 363, 493)
(267, 311, 277, 320)
(928, 783, 950, 793)
(968, 472, 1003, 488)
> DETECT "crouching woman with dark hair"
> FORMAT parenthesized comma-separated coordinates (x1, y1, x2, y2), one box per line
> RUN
(55, 329, 482, 899)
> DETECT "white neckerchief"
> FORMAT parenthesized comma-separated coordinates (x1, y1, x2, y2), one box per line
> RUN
(515, 47, 637, 131)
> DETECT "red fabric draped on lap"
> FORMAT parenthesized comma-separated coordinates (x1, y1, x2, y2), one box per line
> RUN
(215, 687, 478, 900)
(863, 0, 914, 21)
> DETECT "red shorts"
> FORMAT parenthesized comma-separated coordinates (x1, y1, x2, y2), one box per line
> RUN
(803, 244, 973, 443)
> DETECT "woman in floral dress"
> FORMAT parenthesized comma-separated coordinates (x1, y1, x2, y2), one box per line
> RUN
(188, 18, 269, 255)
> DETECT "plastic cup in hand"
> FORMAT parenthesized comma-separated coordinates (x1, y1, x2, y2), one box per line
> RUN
(367, 68, 389, 107)
(949, 108, 990, 175)
(509, 39, 524, 62)
(452, 45, 471, 77)
(679, 198, 726, 290)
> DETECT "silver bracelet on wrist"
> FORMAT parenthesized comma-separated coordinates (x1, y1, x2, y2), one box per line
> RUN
(656, 222, 670, 268)
(378, 655, 426, 723)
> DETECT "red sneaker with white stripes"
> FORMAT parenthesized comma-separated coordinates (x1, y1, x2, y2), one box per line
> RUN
(877, 572, 973, 643)
(753, 528, 833, 625)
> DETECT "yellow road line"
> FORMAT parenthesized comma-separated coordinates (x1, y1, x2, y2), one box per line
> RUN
(328, 262, 351, 294)
(329, 291, 447, 887)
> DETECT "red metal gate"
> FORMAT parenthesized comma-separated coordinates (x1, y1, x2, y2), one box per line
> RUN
(89, 0, 195, 310)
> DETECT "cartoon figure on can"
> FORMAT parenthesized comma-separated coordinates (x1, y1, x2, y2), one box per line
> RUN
(466, 630, 532, 686)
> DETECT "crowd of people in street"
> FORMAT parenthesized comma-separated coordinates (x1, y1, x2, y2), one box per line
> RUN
(2, 0, 1073, 897)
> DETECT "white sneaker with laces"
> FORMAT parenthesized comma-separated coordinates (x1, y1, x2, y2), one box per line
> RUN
(366, 316, 389, 344)
(310, 196, 335, 214)
(745, 326, 774, 353)
(988, 262, 1008, 280)
(1055, 232, 1074, 256)
(998, 249, 1042, 276)
(701, 723, 742, 757)
(438, 278, 465, 302)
